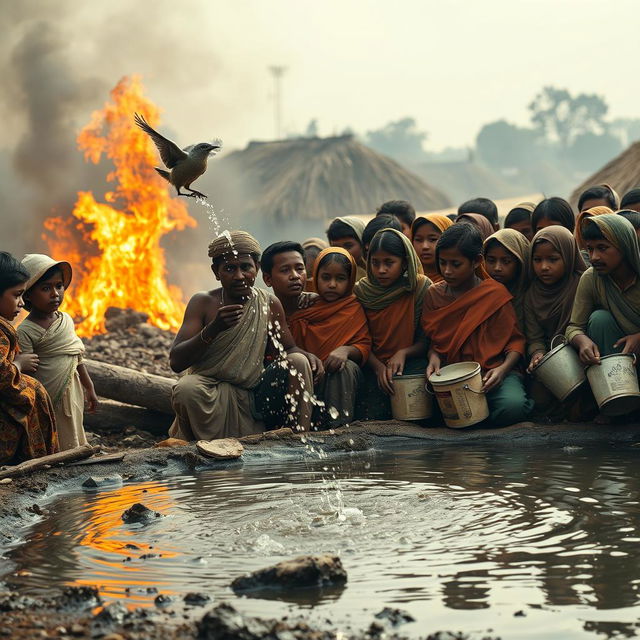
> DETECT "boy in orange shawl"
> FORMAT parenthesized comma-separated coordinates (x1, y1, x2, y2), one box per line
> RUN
(0, 252, 58, 464)
(289, 248, 371, 427)
(422, 225, 533, 427)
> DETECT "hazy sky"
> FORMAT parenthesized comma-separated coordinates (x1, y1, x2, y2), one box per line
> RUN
(2, 0, 640, 154)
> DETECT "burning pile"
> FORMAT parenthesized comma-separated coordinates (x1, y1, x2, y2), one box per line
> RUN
(45, 75, 195, 337)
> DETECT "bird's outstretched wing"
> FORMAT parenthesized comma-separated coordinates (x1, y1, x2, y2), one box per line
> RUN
(134, 113, 187, 169)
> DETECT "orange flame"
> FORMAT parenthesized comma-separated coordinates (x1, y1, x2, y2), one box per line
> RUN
(45, 75, 195, 337)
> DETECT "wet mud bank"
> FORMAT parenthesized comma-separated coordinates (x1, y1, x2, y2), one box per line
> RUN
(1, 419, 639, 638)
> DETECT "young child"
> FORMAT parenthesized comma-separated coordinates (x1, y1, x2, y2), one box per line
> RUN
(289, 247, 371, 427)
(301, 237, 328, 292)
(567, 215, 640, 377)
(483, 229, 531, 332)
(0, 252, 58, 464)
(525, 227, 587, 370)
(531, 198, 576, 234)
(504, 202, 535, 241)
(376, 200, 416, 237)
(455, 213, 494, 241)
(326, 216, 367, 281)
(620, 188, 640, 213)
(362, 214, 402, 258)
(458, 197, 499, 231)
(422, 224, 533, 427)
(578, 184, 619, 213)
(574, 206, 614, 251)
(354, 228, 430, 420)
(411, 214, 453, 283)
(18, 254, 97, 451)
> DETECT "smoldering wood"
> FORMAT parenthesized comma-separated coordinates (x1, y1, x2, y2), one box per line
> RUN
(0, 444, 99, 479)
(84, 359, 175, 414)
(85, 398, 173, 435)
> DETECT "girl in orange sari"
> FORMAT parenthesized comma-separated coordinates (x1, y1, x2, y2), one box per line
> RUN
(421, 225, 533, 427)
(411, 214, 453, 284)
(0, 252, 57, 464)
(289, 248, 371, 427)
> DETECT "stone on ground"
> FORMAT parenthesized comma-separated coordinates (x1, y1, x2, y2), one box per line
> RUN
(196, 438, 244, 459)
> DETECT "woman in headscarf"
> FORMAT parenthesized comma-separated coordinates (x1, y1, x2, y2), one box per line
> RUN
(504, 202, 536, 241)
(575, 206, 614, 251)
(455, 213, 495, 242)
(326, 216, 367, 281)
(411, 214, 453, 283)
(354, 229, 431, 419)
(483, 229, 531, 332)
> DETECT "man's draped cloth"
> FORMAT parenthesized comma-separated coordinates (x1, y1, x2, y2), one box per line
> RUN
(17, 312, 88, 451)
(169, 287, 270, 441)
(0, 317, 58, 464)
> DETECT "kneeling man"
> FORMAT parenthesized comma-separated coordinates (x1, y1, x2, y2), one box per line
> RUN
(169, 231, 322, 440)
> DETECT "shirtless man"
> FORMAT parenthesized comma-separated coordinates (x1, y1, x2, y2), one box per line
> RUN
(168, 231, 322, 440)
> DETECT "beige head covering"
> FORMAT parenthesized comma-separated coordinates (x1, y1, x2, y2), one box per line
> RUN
(21, 254, 72, 291)
(333, 216, 366, 242)
(512, 202, 536, 214)
(208, 231, 262, 262)
(575, 206, 614, 250)
(302, 237, 329, 252)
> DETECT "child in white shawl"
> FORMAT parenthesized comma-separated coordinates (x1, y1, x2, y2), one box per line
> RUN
(18, 254, 97, 450)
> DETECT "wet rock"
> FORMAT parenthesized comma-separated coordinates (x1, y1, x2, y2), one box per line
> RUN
(196, 438, 244, 459)
(61, 585, 101, 608)
(0, 593, 42, 612)
(184, 592, 211, 606)
(70, 623, 85, 636)
(374, 607, 415, 626)
(121, 502, 162, 524)
(0, 478, 12, 484)
(92, 601, 127, 625)
(154, 594, 174, 607)
(231, 554, 347, 592)
(82, 474, 123, 489)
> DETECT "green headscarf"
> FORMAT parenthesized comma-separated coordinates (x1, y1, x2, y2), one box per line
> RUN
(354, 228, 430, 326)
(588, 214, 640, 327)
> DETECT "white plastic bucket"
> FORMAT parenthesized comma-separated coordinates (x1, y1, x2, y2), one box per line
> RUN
(532, 335, 586, 401)
(428, 362, 489, 428)
(586, 353, 640, 416)
(391, 373, 432, 420)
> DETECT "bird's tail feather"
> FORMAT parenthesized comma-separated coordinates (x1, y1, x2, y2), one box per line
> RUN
(154, 167, 170, 181)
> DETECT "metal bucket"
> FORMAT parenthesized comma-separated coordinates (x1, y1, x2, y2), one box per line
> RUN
(428, 362, 489, 428)
(586, 354, 640, 416)
(391, 373, 432, 420)
(532, 335, 586, 401)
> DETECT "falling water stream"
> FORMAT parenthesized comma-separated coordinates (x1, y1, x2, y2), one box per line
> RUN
(3, 443, 640, 638)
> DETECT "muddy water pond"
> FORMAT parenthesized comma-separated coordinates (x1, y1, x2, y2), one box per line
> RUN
(4, 443, 640, 638)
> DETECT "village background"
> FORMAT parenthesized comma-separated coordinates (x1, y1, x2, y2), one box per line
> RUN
(1, 0, 639, 335)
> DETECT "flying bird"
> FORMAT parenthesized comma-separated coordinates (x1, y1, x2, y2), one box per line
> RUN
(134, 113, 221, 198)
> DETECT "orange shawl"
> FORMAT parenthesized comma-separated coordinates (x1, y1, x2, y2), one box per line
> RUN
(290, 247, 371, 363)
(365, 293, 416, 363)
(421, 279, 525, 371)
(412, 214, 453, 283)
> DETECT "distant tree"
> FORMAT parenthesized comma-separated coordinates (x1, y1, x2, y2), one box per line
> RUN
(567, 131, 623, 172)
(305, 119, 319, 137)
(476, 120, 540, 170)
(365, 117, 428, 163)
(529, 86, 608, 150)
(609, 118, 640, 146)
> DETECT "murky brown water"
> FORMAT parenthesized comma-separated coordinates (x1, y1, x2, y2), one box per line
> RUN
(4, 443, 640, 638)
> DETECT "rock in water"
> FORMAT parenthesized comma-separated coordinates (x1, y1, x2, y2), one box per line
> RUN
(82, 475, 123, 490)
(121, 503, 162, 524)
(196, 438, 244, 459)
(231, 554, 347, 592)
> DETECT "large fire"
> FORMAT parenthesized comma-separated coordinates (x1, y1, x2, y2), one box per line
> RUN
(45, 75, 195, 337)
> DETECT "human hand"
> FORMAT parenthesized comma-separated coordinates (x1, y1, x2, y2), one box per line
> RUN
(306, 352, 324, 384)
(297, 292, 319, 309)
(527, 351, 545, 373)
(575, 335, 600, 366)
(210, 304, 245, 333)
(482, 366, 505, 393)
(374, 360, 394, 396)
(426, 353, 441, 380)
(85, 387, 99, 414)
(614, 332, 640, 356)
(324, 347, 348, 374)
(15, 353, 39, 374)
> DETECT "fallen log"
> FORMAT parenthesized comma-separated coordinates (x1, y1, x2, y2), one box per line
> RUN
(84, 359, 175, 414)
(85, 398, 173, 435)
(0, 444, 99, 479)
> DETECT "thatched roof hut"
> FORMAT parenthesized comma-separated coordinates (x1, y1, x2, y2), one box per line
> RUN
(570, 142, 640, 208)
(205, 135, 451, 222)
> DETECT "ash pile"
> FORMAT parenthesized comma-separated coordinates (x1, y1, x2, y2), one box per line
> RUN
(82, 307, 177, 379)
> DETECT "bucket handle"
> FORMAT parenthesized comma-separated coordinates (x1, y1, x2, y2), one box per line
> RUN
(550, 334, 567, 350)
(463, 384, 485, 395)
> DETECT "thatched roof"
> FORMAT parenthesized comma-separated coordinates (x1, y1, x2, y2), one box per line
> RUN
(570, 142, 640, 208)
(205, 135, 451, 221)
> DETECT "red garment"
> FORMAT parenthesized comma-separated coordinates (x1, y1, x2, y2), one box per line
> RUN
(421, 279, 525, 370)
(365, 293, 415, 363)
(289, 295, 371, 363)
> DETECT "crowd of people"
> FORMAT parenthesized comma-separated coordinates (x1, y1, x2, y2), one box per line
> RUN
(2, 184, 640, 464)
